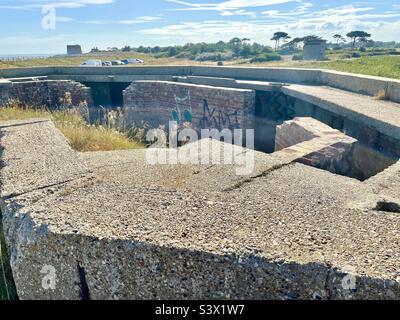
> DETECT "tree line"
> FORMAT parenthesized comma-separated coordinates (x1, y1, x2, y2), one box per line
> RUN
(271, 31, 373, 51)
(90, 30, 397, 62)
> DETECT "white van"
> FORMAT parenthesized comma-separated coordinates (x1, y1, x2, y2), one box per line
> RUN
(81, 60, 102, 66)
(127, 58, 144, 64)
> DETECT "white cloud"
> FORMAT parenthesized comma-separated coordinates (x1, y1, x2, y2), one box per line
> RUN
(0, 0, 115, 10)
(166, 0, 298, 16)
(138, 4, 400, 45)
(81, 15, 163, 25)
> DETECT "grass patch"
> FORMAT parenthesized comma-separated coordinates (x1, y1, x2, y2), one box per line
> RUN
(0, 106, 50, 121)
(303, 55, 400, 79)
(0, 107, 144, 152)
(247, 54, 400, 79)
(54, 111, 143, 152)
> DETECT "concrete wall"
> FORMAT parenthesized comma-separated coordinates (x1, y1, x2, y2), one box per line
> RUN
(1, 66, 399, 103)
(275, 117, 398, 181)
(303, 43, 327, 61)
(0, 80, 92, 109)
(123, 80, 256, 132)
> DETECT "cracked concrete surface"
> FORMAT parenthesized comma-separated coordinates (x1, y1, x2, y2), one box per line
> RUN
(0, 119, 93, 199)
(1, 119, 399, 300)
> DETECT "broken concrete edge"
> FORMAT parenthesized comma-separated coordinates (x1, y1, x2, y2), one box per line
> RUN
(1, 66, 399, 102)
(364, 159, 400, 206)
(0, 118, 399, 300)
(2, 198, 398, 300)
(275, 117, 354, 151)
(0, 119, 94, 199)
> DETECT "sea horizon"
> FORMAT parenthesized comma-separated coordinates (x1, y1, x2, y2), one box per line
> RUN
(0, 53, 60, 60)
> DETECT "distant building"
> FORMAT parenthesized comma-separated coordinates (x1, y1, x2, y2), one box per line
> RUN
(67, 45, 83, 55)
(303, 39, 327, 61)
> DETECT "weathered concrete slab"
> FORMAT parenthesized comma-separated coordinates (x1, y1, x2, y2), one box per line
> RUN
(320, 70, 400, 103)
(0, 119, 91, 198)
(3, 160, 399, 299)
(367, 160, 400, 201)
(1, 113, 399, 300)
(173, 76, 283, 92)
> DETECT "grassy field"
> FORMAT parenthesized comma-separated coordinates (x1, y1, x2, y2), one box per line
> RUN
(0, 52, 195, 68)
(1, 51, 400, 79)
(303, 55, 400, 79)
(253, 55, 400, 79)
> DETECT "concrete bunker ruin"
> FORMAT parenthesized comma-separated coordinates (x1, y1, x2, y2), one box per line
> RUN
(1, 66, 400, 300)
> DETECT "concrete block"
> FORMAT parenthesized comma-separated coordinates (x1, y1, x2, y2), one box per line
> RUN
(1, 120, 399, 300)
(123, 81, 256, 132)
(0, 119, 91, 198)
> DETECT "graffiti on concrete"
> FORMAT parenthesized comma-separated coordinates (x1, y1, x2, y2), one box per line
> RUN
(256, 92, 296, 122)
(123, 81, 255, 133)
(170, 92, 241, 131)
(171, 92, 193, 125)
(199, 99, 240, 130)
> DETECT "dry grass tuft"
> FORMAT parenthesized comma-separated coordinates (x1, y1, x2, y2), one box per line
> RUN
(374, 90, 389, 101)
(0, 103, 50, 121)
(0, 105, 144, 152)
(57, 121, 143, 152)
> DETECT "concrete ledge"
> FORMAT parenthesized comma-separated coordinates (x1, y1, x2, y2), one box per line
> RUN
(0, 67, 56, 78)
(367, 160, 400, 201)
(48, 74, 175, 83)
(282, 85, 400, 140)
(190, 66, 321, 84)
(320, 70, 400, 103)
(2, 66, 400, 103)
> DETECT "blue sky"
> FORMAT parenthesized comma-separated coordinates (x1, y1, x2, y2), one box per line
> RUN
(0, 0, 399, 54)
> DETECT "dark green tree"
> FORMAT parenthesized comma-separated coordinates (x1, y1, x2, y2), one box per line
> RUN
(271, 32, 290, 51)
(347, 31, 371, 49)
(333, 34, 346, 45)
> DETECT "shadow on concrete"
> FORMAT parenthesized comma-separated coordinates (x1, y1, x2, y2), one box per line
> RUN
(0, 129, 18, 300)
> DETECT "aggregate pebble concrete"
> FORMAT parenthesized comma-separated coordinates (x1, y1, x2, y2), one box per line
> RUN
(0, 119, 92, 199)
(1, 119, 399, 300)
